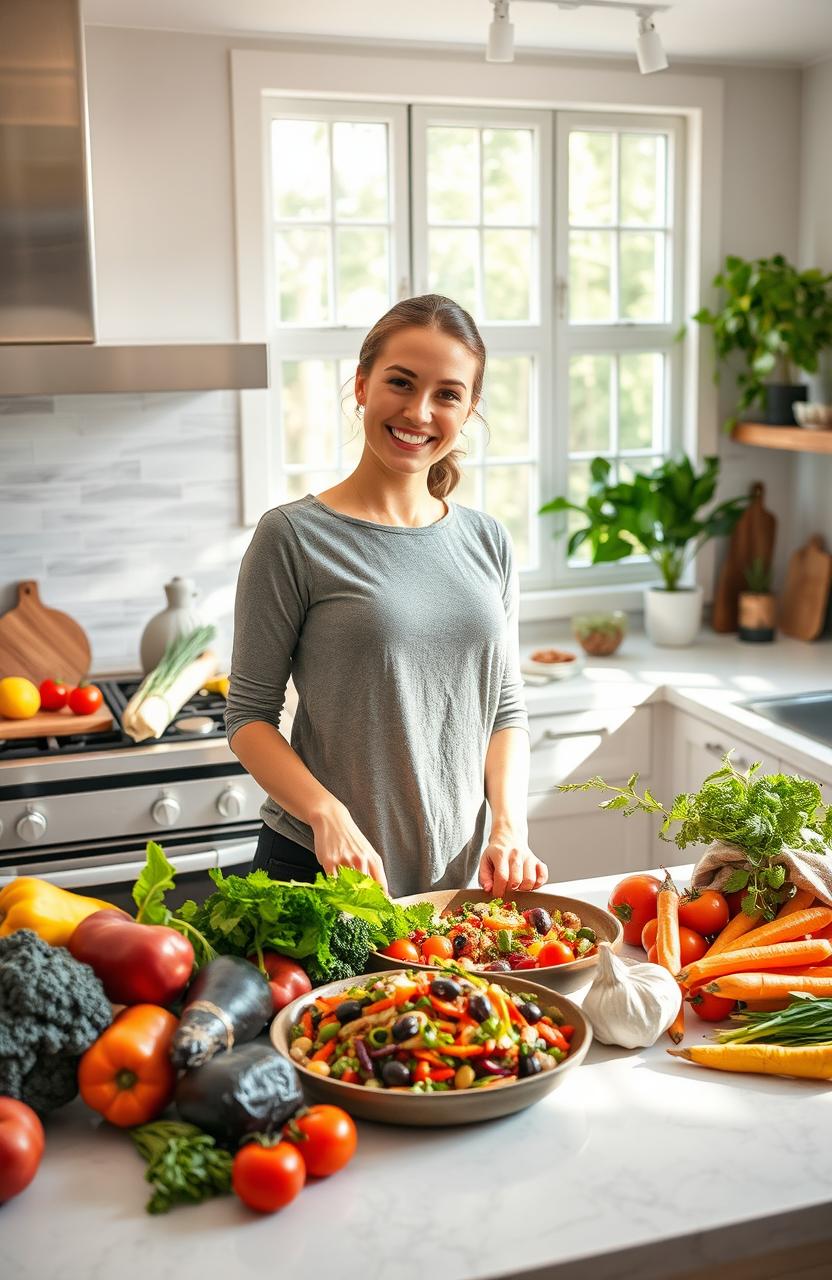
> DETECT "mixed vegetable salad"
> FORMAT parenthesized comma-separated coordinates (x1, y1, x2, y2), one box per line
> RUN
(289, 968, 575, 1092)
(382, 898, 598, 970)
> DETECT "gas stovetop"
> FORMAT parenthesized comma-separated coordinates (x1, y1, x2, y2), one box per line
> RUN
(0, 678, 229, 762)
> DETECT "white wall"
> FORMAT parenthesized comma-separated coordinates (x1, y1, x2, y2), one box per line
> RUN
(795, 57, 832, 553)
(0, 27, 807, 669)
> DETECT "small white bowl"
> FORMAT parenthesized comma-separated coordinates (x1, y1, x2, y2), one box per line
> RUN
(793, 401, 832, 429)
(520, 648, 585, 680)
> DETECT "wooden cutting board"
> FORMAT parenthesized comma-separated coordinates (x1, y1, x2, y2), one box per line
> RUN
(779, 535, 832, 641)
(0, 703, 113, 741)
(712, 482, 777, 633)
(0, 581, 91, 685)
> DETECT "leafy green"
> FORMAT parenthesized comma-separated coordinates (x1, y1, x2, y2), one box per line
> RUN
(559, 753, 831, 920)
(130, 1121, 232, 1214)
(132, 841, 216, 964)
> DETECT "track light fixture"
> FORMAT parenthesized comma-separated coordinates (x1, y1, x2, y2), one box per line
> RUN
(484, 0, 671, 75)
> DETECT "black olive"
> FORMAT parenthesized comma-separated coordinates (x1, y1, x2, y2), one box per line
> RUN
(524, 907, 553, 935)
(468, 993, 494, 1024)
(391, 1014, 420, 1042)
(335, 999, 363, 1024)
(518, 1001, 543, 1024)
(518, 1052, 542, 1078)
(430, 977, 462, 1001)
(381, 1060, 411, 1088)
(452, 933, 468, 956)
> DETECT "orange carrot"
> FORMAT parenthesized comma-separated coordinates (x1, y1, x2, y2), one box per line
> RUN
(764, 965, 832, 978)
(704, 909, 762, 957)
(680, 937, 832, 987)
(775, 888, 815, 918)
(705, 971, 832, 1000)
(720, 907, 832, 954)
(657, 871, 684, 1044)
(310, 1038, 337, 1063)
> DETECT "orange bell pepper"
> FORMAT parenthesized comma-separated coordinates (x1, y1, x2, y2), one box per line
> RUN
(78, 1004, 178, 1127)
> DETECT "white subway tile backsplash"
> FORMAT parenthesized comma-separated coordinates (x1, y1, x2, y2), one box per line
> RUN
(2, 390, 253, 670)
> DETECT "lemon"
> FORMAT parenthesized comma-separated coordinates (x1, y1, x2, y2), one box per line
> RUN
(0, 676, 41, 719)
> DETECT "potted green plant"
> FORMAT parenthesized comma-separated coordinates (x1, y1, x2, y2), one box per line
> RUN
(539, 454, 748, 647)
(693, 253, 832, 429)
(738, 556, 776, 643)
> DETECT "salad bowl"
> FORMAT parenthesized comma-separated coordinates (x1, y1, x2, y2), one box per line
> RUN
(369, 888, 623, 989)
(270, 969, 592, 1126)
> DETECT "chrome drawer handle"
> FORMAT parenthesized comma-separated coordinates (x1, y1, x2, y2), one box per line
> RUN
(532, 727, 608, 751)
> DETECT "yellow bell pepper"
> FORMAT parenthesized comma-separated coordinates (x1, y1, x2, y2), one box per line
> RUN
(202, 674, 230, 698)
(0, 877, 117, 948)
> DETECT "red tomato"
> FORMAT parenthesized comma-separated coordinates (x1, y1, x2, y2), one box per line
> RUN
(687, 990, 736, 1022)
(607, 874, 662, 946)
(648, 928, 707, 968)
(251, 952, 312, 1013)
(647, 943, 659, 964)
(0, 1098, 45, 1203)
(678, 890, 730, 937)
(232, 1140, 306, 1213)
(381, 938, 421, 964)
(38, 679, 69, 712)
(641, 918, 659, 952)
(68, 684, 104, 716)
(537, 939, 574, 967)
(283, 1105, 357, 1177)
(421, 935, 454, 963)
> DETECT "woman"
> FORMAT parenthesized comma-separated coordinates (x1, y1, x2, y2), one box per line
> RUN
(225, 294, 548, 899)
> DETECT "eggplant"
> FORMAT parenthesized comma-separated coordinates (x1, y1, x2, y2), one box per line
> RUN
(175, 1041, 303, 1145)
(170, 955, 273, 1069)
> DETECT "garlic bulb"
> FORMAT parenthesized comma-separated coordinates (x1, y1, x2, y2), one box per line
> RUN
(582, 942, 682, 1049)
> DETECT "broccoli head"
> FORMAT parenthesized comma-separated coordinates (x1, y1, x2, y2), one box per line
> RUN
(306, 913, 373, 983)
(0, 929, 113, 1113)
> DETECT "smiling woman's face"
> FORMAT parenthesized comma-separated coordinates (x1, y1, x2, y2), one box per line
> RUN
(354, 326, 479, 475)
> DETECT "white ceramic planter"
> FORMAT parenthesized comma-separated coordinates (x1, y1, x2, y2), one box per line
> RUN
(644, 585, 704, 647)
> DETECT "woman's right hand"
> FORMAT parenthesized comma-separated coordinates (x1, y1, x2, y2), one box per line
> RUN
(310, 800, 389, 893)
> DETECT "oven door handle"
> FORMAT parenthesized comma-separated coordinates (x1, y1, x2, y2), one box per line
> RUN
(0, 850, 219, 890)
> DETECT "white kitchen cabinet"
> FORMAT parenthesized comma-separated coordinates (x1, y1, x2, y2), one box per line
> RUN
(523, 705, 656, 878)
(669, 709, 782, 800)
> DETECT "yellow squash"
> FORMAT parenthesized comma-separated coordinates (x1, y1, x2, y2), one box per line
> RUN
(0, 877, 118, 947)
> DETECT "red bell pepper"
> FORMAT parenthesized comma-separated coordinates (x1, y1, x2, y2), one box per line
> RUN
(68, 909, 194, 1007)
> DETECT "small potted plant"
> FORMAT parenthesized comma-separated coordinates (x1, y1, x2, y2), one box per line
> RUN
(693, 253, 832, 429)
(738, 556, 776, 643)
(539, 455, 748, 647)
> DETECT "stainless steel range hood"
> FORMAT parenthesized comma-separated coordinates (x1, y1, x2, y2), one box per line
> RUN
(0, 0, 268, 395)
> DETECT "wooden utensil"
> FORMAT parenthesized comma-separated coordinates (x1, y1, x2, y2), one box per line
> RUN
(712, 482, 777, 633)
(779, 535, 832, 641)
(0, 703, 113, 740)
(0, 581, 91, 685)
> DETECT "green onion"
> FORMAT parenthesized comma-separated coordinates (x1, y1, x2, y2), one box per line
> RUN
(715, 994, 832, 1046)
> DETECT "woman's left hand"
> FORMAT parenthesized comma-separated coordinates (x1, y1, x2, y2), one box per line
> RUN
(478, 836, 548, 897)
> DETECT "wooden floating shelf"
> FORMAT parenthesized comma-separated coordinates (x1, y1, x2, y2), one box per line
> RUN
(732, 423, 832, 454)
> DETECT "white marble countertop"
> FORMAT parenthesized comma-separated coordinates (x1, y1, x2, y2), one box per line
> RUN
(6, 863, 832, 1280)
(519, 625, 832, 778)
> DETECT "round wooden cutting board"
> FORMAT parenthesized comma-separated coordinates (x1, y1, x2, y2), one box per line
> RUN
(0, 581, 92, 685)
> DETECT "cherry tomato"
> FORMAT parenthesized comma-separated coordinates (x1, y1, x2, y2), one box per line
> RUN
(648, 927, 707, 969)
(607, 874, 662, 946)
(232, 1140, 306, 1213)
(381, 938, 421, 964)
(641, 918, 659, 952)
(38, 678, 69, 712)
(249, 952, 312, 1013)
(678, 890, 730, 937)
(537, 939, 574, 967)
(0, 1098, 45, 1203)
(68, 684, 104, 716)
(687, 990, 736, 1022)
(283, 1105, 357, 1177)
(421, 935, 454, 963)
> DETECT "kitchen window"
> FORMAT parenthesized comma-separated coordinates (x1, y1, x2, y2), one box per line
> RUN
(241, 96, 684, 591)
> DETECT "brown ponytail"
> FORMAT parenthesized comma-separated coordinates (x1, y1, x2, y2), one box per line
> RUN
(356, 295, 486, 499)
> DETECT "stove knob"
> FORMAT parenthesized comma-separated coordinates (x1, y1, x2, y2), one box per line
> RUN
(151, 794, 181, 827)
(17, 808, 47, 844)
(216, 786, 245, 819)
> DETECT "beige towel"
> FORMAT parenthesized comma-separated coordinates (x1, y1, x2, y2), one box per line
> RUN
(689, 840, 832, 909)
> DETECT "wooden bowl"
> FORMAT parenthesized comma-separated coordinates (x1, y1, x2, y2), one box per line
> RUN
(270, 970, 592, 1127)
(369, 888, 623, 989)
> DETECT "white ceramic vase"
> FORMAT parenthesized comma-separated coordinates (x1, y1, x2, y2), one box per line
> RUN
(644, 584, 704, 648)
(140, 577, 203, 673)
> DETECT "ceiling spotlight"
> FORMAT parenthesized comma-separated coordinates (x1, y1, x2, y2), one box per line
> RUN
(635, 9, 669, 74)
(487, 0, 515, 62)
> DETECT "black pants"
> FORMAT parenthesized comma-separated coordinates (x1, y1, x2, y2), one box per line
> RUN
(251, 823, 319, 884)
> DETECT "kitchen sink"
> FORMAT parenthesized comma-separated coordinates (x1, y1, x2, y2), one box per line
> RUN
(743, 691, 832, 749)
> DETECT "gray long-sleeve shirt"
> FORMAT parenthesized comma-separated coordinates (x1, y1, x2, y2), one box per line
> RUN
(225, 494, 529, 897)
